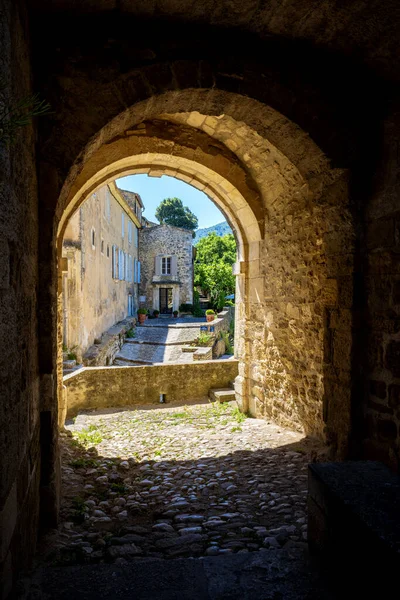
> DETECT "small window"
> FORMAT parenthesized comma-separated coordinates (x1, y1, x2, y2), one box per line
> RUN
(107, 244, 110, 258)
(91, 228, 95, 248)
(161, 256, 171, 275)
(101, 239, 104, 254)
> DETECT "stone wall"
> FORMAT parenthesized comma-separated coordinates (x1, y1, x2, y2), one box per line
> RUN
(63, 360, 239, 418)
(82, 317, 136, 367)
(0, 0, 41, 595)
(139, 224, 193, 312)
(362, 109, 400, 469)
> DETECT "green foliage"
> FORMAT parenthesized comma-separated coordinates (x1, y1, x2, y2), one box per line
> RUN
(194, 221, 232, 244)
(110, 483, 127, 494)
(173, 310, 179, 316)
(205, 309, 215, 315)
(153, 310, 160, 316)
(137, 308, 147, 315)
(225, 300, 235, 307)
(126, 328, 135, 338)
(194, 233, 236, 310)
(70, 496, 86, 524)
(221, 331, 234, 355)
(198, 332, 212, 346)
(155, 197, 198, 231)
(232, 406, 247, 424)
(0, 79, 52, 144)
(67, 352, 77, 361)
(75, 425, 103, 447)
(179, 303, 193, 312)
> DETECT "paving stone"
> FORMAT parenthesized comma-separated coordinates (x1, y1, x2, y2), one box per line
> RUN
(43, 401, 323, 565)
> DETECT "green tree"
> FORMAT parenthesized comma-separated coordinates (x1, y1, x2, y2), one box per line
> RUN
(194, 232, 236, 310)
(155, 197, 198, 232)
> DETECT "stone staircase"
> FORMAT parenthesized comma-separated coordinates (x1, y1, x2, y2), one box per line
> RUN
(209, 387, 236, 403)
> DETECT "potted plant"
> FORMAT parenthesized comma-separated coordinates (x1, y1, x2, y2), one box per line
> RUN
(206, 309, 215, 322)
(173, 310, 178, 318)
(153, 309, 160, 318)
(137, 308, 147, 324)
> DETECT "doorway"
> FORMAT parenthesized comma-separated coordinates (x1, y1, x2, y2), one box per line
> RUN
(159, 288, 173, 314)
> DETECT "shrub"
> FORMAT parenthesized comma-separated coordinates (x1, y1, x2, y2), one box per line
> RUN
(173, 310, 179, 316)
(179, 303, 193, 313)
(225, 300, 235, 307)
(221, 331, 234, 355)
(67, 352, 77, 361)
(198, 332, 212, 346)
(153, 310, 160, 316)
(137, 308, 147, 315)
(126, 328, 135, 338)
(206, 309, 215, 315)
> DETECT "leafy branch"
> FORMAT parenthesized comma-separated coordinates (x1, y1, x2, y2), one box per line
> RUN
(0, 79, 51, 144)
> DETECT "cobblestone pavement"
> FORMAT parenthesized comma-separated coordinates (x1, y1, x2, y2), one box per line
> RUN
(115, 318, 202, 365)
(41, 402, 323, 568)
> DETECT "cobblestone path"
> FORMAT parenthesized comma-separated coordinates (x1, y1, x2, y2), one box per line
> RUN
(46, 402, 322, 567)
(115, 319, 202, 365)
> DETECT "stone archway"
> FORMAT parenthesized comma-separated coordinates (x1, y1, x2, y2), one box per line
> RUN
(54, 93, 354, 460)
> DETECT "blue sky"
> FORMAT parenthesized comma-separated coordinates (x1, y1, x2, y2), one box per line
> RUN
(116, 174, 226, 230)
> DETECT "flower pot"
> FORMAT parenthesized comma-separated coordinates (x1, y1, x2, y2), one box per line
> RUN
(138, 314, 146, 324)
(206, 315, 215, 322)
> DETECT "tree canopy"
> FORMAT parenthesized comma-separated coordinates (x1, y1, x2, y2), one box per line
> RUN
(155, 197, 198, 231)
(194, 232, 236, 310)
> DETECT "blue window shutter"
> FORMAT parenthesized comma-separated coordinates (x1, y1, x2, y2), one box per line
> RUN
(138, 261, 141, 283)
(112, 245, 116, 278)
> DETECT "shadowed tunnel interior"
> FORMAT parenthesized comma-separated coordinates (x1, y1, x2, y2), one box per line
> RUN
(1, 1, 400, 597)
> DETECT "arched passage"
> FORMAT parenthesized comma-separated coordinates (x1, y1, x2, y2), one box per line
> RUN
(52, 94, 354, 462)
(57, 150, 263, 424)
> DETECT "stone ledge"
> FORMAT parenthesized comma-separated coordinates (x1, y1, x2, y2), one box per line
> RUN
(63, 360, 239, 419)
(308, 461, 400, 595)
(82, 317, 136, 366)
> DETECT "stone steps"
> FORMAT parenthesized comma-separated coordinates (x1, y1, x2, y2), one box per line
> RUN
(209, 388, 236, 403)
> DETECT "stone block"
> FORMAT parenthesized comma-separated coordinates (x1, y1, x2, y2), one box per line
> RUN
(384, 340, 400, 377)
(367, 218, 395, 249)
(369, 379, 387, 400)
(308, 461, 400, 596)
(388, 384, 400, 408)
(193, 347, 212, 361)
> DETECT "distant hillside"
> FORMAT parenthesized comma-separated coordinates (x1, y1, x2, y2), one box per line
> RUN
(194, 221, 232, 244)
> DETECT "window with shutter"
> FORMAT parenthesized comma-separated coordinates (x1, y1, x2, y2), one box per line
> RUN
(112, 245, 117, 278)
(125, 252, 129, 281)
(137, 261, 141, 283)
(171, 255, 177, 276)
(128, 220, 132, 244)
(133, 258, 137, 283)
(161, 256, 171, 275)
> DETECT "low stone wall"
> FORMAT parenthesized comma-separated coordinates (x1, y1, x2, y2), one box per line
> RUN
(83, 317, 136, 366)
(63, 359, 239, 419)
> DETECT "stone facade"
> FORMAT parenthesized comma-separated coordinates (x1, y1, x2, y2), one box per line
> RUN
(62, 183, 142, 358)
(139, 224, 194, 314)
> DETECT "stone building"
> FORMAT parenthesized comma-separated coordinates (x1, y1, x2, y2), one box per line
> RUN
(2, 1, 400, 595)
(62, 182, 143, 357)
(139, 223, 194, 314)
